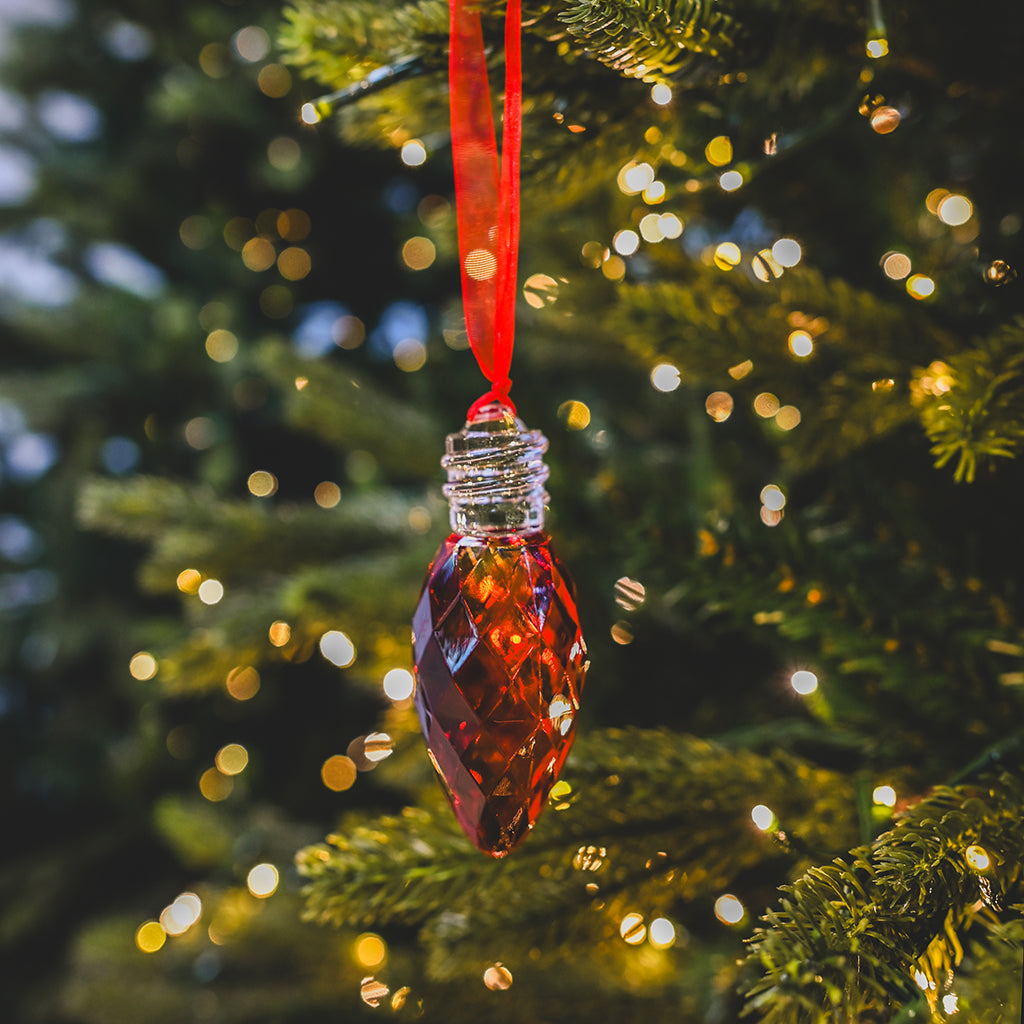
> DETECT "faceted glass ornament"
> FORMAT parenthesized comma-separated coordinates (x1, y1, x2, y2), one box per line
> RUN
(411, 403, 588, 856)
(413, 531, 586, 856)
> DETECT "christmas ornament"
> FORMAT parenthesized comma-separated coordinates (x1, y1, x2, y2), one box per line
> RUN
(411, 0, 587, 856)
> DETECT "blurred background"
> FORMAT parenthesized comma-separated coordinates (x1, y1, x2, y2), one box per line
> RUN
(3, 0, 1024, 1021)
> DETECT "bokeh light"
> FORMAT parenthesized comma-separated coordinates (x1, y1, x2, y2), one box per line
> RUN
(751, 804, 774, 830)
(650, 363, 681, 392)
(320, 630, 355, 667)
(788, 330, 813, 357)
(705, 391, 734, 422)
(650, 83, 672, 105)
(965, 845, 991, 871)
(321, 754, 357, 792)
(872, 785, 896, 807)
(938, 194, 972, 226)
(619, 912, 646, 944)
(355, 933, 387, 967)
(705, 135, 732, 166)
(648, 917, 676, 948)
(790, 670, 818, 695)
(484, 964, 513, 990)
(129, 651, 157, 680)
(216, 743, 249, 776)
(772, 239, 802, 267)
(198, 579, 224, 605)
(135, 921, 166, 953)
(247, 863, 279, 898)
(247, 470, 277, 497)
(314, 481, 341, 508)
(714, 895, 745, 924)
(383, 668, 415, 701)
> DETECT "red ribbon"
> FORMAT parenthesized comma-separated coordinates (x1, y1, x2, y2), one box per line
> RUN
(449, 0, 522, 418)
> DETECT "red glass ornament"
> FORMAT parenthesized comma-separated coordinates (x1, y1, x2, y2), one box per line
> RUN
(412, 406, 587, 856)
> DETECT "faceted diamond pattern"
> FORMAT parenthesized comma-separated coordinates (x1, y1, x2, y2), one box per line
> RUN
(413, 532, 587, 857)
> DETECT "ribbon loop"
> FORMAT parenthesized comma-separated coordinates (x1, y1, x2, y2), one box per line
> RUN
(449, 0, 522, 417)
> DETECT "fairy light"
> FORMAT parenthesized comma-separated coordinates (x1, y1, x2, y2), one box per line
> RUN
(751, 804, 774, 830)
(790, 670, 818, 695)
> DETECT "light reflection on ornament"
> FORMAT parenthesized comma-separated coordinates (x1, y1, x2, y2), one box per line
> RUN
(985, 260, 1016, 285)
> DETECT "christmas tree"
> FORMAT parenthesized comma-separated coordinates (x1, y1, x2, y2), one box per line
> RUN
(4, 0, 1024, 1021)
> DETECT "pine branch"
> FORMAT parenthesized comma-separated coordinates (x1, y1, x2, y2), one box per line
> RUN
(558, 0, 741, 82)
(913, 320, 1024, 483)
(743, 772, 1024, 1023)
(298, 728, 857, 978)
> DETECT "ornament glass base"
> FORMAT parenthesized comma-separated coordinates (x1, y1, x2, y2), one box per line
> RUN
(411, 404, 587, 856)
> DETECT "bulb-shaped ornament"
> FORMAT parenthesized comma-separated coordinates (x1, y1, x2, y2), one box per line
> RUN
(411, 403, 587, 856)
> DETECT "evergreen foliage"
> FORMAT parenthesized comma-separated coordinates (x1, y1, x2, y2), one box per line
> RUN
(4, 0, 1024, 1022)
